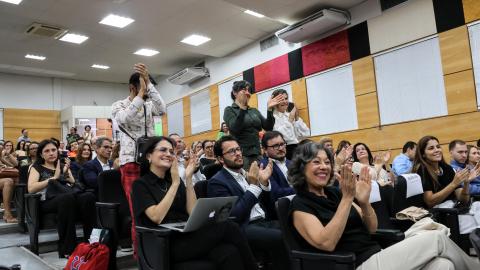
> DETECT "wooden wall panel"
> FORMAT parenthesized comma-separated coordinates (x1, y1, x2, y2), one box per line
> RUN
(211, 106, 220, 128)
(291, 78, 308, 109)
(183, 130, 219, 148)
(248, 94, 258, 108)
(298, 108, 310, 128)
(444, 69, 477, 114)
(4, 128, 60, 143)
(352, 56, 377, 96)
(162, 114, 168, 136)
(439, 25, 473, 75)
(183, 96, 191, 117)
(310, 111, 480, 152)
(3, 108, 60, 142)
(209, 85, 219, 107)
(463, 0, 480, 23)
(96, 118, 112, 138)
(183, 116, 191, 137)
(355, 92, 380, 129)
(4, 109, 59, 129)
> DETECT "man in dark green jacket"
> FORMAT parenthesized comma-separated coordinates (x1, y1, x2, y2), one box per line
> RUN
(223, 80, 283, 170)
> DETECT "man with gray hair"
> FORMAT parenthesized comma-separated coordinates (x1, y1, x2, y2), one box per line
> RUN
(82, 137, 113, 195)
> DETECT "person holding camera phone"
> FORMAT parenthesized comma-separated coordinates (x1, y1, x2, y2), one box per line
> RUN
(27, 139, 96, 258)
(270, 89, 310, 160)
(112, 63, 167, 256)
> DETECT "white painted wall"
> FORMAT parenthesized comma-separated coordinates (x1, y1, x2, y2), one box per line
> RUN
(0, 72, 127, 110)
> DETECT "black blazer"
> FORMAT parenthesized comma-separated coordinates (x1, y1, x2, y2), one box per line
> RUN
(207, 167, 275, 226)
(82, 158, 113, 189)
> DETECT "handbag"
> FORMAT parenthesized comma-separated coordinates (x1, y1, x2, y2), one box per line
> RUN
(46, 179, 84, 200)
(64, 242, 109, 270)
(0, 167, 19, 178)
(118, 104, 151, 164)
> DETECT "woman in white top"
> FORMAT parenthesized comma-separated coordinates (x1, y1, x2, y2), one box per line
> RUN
(82, 125, 94, 144)
(271, 89, 310, 160)
(352, 142, 393, 187)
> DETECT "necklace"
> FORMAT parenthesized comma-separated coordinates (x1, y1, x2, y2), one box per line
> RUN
(158, 180, 169, 193)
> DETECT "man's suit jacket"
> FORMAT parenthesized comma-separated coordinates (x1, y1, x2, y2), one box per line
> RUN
(260, 157, 295, 202)
(82, 158, 113, 190)
(207, 167, 275, 226)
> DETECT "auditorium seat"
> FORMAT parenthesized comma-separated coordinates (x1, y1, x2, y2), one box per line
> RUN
(95, 169, 132, 270)
(275, 197, 404, 270)
(194, 180, 208, 198)
(136, 226, 215, 270)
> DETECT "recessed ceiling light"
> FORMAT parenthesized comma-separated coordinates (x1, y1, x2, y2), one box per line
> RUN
(25, 54, 46, 61)
(0, 0, 22, 5)
(134, 48, 159, 56)
(99, 14, 134, 28)
(59, 33, 89, 44)
(181, 34, 211, 46)
(92, 64, 110, 69)
(244, 10, 265, 18)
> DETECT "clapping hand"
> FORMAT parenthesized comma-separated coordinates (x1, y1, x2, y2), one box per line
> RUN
(171, 158, 181, 186)
(185, 153, 199, 181)
(355, 166, 372, 206)
(247, 161, 260, 185)
(258, 159, 273, 186)
(452, 168, 469, 186)
(267, 94, 285, 110)
(467, 162, 480, 183)
(134, 63, 150, 83)
(338, 164, 356, 200)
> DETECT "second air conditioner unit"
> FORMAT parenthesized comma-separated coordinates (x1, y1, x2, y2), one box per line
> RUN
(167, 67, 210, 85)
(275, 8, 350, 43)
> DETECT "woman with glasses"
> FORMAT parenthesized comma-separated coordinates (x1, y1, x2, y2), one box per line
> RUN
(19, 141, 39, 167)
(223, 80, 283, 170)
(270, 89, 310, 160)
(131, 136, 257, 270)
(199, 140, 216, 172)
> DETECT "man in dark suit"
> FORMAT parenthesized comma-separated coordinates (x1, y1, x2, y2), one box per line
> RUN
(207, 135, 289, 270)
(82, 137, 113, 194)
(260, 131, 295, 215)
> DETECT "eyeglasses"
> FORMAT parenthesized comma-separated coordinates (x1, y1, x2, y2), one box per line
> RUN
(205, 145, 213, 149)
(223, 147, 242, 156)
(102, 145, 113, 149)
(155, 147, 175, 156)
(267, 142, 286, 150)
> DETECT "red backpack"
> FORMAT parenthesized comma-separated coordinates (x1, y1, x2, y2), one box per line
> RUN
(64, 242, 109, 270)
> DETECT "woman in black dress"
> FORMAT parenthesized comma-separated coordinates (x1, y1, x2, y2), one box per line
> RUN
(131, 136, 256, 270)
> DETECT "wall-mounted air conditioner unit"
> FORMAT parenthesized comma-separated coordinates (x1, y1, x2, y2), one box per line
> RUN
(167, 67, 209, 85)
(25, 22, 68, 39)
(275, 8, 350, 43)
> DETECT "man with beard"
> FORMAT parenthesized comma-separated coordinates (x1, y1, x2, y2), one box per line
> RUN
(208, 135, 289, 270)
(260, 131, 295, 209)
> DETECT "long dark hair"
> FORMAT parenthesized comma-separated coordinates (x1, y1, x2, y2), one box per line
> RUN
(413, 135, 447, 190)
(140, 136, 176, 180)
(16, 140, 25, 151)
(288, 142, 334, 193)
(76, 143, 92, 165)
(352, 142, 373, 165)
(34, 139, 59, 166)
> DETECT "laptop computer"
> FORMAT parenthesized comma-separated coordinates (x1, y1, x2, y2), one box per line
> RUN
(160, 196, 237, 233)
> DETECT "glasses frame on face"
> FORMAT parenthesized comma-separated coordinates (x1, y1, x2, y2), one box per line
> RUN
(223, 147, 242, 156)
(267, 142, 286, 151)
(154, 147, 175, 156)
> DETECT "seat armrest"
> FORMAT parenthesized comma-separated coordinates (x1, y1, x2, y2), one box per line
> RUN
(291, 250, 356, 263)
(24, 193, 41, 225)
(372, 229, 405, 242)
(136, 226, 173, 270)
(95, 202, 120, 209)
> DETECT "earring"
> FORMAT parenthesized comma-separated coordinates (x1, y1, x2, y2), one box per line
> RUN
(148, 159, 152, 164)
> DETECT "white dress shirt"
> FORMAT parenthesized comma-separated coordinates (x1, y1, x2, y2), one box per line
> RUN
(273, 111, 310, 145)
(97, 158, 112, 171)
(224, 167, 271, 221)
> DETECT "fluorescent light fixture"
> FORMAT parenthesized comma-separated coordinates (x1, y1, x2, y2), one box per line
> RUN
(91, 64, 110, 69)
(99, 14, 134, 28)
(59, 33, 89, 44)
(134, 48, 159, 56)
(25, 54, 46, 61)
(181, 34, 211, 46)
(244, 10, 265, 18)
(0, 0, 23, 4)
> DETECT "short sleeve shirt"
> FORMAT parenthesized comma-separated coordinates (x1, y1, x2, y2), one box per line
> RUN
(417, 162, 458, 203)
(290, 187, 381, 266)
(132, 171, 188, 227)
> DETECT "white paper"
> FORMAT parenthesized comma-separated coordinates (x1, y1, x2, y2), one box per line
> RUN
(369, 180, 381, 203)
(402, 173, 424, 198)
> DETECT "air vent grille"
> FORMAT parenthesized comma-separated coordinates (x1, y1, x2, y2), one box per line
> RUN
(25, 23, 68, 38)
(260, 35, 279, 51)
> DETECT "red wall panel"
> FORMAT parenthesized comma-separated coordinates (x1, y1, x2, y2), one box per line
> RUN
(302, 31, 351, 76)
(254, 54, 290, 92)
